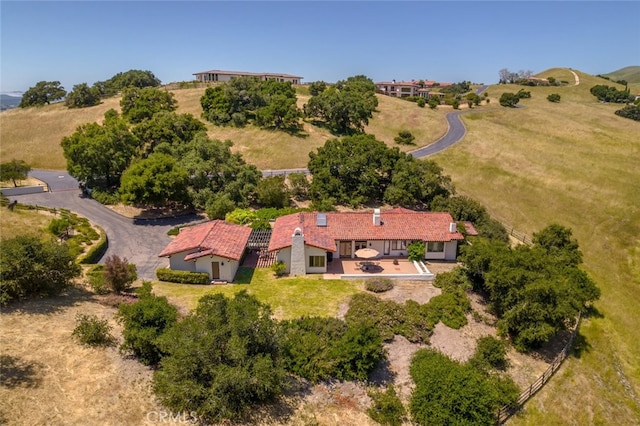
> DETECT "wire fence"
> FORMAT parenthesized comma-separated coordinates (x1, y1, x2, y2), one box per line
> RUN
(496, 313, 582, 424)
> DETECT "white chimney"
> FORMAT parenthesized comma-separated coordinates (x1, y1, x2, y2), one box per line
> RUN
(449, 222, 457, 233)
(373, 208, 381, 226)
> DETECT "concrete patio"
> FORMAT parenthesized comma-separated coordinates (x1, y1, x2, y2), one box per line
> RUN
(324, 258, 435, 280)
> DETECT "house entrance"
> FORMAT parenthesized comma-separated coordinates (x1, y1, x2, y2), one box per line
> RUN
(339, 241, 352, 258)
(355, 241, 367, 251)
(211, 262, 220, 280)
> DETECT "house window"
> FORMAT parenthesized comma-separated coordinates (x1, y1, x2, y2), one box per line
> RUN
(309, 255, 326, 268)
(391, 240, 407, 250)
(427, 241, 445, 252)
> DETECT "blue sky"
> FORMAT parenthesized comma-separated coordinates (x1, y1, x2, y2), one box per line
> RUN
(1, 1, 639, 93)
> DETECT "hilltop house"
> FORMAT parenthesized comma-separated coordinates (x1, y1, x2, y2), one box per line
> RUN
(158, 220, 251, 282)
(268, 208, 464, 276)
(375, 80, 452, 98)
(193, 69, 303, 84)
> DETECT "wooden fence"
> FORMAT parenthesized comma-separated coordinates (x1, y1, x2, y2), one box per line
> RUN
(503, 223, 533, 245)
(496, 313, 582, 424)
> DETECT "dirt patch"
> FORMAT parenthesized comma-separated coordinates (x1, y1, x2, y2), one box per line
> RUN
(378, 280, 441, 305)
(106, 203, 195, 220)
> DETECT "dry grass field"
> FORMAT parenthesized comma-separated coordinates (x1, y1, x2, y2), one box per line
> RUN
(1, 86, 451, 171)
(434, 68, 640, 424)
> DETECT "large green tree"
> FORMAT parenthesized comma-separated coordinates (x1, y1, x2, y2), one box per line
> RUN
(64, 83, 101, 108)
(0, 235, 80, 306)
(153, 291, 284, 422)
(120, 87, 177, 123)
(304, 75, 378, 133)
(119, 153, 190, 206)
(61, 109, 139, 188)
(308, 134, 403, 206)
(383, 157, 453, 208)
(93, 69, 161, 97)
(19, 81, 66, 107)
(0, 159, 31, 187)
(132, 111, 206, 157)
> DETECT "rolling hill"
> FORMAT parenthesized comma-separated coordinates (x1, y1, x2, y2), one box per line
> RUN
(601, 65, 640, 84)
(1, 68, 639, 424)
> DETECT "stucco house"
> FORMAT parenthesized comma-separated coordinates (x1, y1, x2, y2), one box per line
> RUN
(158, 220, 251, 282)
(375, 80, 452, 98)
(268, 208, 465, 276)
(193, 69, 303, 84)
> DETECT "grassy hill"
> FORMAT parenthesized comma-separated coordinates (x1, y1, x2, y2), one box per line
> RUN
(1, 68, 639, 423)
(433, 68, 640, 424)
(0, 87, 451, 171)
(601, 65, 640, 84)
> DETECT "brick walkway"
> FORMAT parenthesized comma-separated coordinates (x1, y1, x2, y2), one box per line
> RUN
(242, 250, 277, 268)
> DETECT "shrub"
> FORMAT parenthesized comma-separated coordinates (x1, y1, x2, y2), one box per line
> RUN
(78, 226, 108, 264)
(116, 282, 178, 365)
(288, 172, 311, 200)
(104, 255, 137, 293)
(72, 313, 114, 347)
(86, 264, 109, 295)
(416, 97, 426, 108)
(615, 105, 640, 121)
(469, 336, 508, 372)
(156, 268, 210, 284)
(365, 277, 394, 293)
(367, 385, 406, 426)
(407, 240, 425, 261)
(499, 93, 520, 107)
(547, 93, 561, 103)
(272, 261, 287, 277)
(48, 217, 71, 237)
(425, 290, 470, 329)
(393, 130, 415, 145)
(90, 188, 120, 205)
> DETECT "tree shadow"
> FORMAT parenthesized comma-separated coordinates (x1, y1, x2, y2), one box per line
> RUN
(1, 285, 96, 315)
(0, 354, 43, 389)
(235, 267, 255, 285)
(368, 357, 397, 387)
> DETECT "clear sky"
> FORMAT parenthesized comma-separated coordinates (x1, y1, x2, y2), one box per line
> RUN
(1, 1, 639, 93)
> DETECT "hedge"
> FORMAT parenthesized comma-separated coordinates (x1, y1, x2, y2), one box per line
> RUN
(156, 268, 210, 284)
(78, 226, 108, 264)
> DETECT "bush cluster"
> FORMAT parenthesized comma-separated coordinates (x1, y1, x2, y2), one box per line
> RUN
(365, 277, 394, 293)
(155, 268, 210, 284)
(367, 385, 406, 426)
(72, 313, 114, 347)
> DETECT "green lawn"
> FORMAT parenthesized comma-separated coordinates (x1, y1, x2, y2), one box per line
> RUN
(152, 267, 362, 319)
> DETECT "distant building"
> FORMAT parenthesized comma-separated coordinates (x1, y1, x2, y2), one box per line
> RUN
(193, 69, 303, 84)
(375, 79, 451, 98)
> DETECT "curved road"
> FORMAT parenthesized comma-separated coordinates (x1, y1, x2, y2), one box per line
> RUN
(11, 99, 480, 278)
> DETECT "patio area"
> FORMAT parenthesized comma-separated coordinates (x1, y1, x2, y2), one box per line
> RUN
(324, 257, 435, 280)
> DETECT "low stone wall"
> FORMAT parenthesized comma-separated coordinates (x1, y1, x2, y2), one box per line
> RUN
(0, 185, 45, 196)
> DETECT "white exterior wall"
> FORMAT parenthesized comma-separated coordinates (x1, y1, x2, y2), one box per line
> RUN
(194, 255, 240, 282)
(425, 241, 458, 261)
(276, 248, 292, 274)
(168, 250, 197, 272)
(305, 246, 328, 274)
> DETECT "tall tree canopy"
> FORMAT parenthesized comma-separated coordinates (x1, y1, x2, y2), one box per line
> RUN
(304, 75, 378, 133)
(93, 69, 161, 97)
(19, 81, 66, 107)
(119, 153, 190, 206)
(120, 87, 177, 123)
(132, 111, 206, 157)
(64, 83, 101, 108)
(61, 109, 139, 188)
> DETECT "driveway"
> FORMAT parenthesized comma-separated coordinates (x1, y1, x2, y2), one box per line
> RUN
(10, 187, 200, 280)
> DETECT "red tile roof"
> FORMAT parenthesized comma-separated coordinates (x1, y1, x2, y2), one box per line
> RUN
(268, 209, 464, 252)
(158, 220, 251, 261)
(463, 221, 479, 236)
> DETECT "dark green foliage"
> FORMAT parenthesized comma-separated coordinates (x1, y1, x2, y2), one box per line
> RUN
(155, 268, 210, 284)
(90, 189, 120, 205)
(516, 89, 531, 99)
(462, 230, 600, 351)
(120, 87, 177, 123)
(206, 193, 237, 220)
(590, 84, 634, 103)
(499, 93, 520, 107)
(0, 159, 31, 187)
(116, 282, 178, 365)
(77, 228, 108, 265)
(86, 265, 109, 294)
(94, 70, 161, 97)
(280, 316, 384, 383)
(407, 241, 425, 262)
(439, 81, 471, 95)
(287, 172, 310, 200)
(72, 314, 114, 347)
(19, 81, 66, 107)
(309, 134, 452, 207)
(304, 75, 378, 133)
(431, 195, 508, 243)
(0, 235, 81, 305)
(409, 349, 519, 426)
(615, 104, 640, 121)
(132, 112, 206, 157)
(65, 83, 101, 108)
(426, 289, 470, 329)
(416, 97, 426, 108)
(256, 175, 289, 208)
(367, 385, 406, 426)
(428, 97, 439, 109)
(271, 261, 286, 277)
(393, 130, 415, 145)
(365, 277, 394, 293)
(61, 109, 139, 188)
(153, 291, 284, 422)
(469, 336, 508, 372)
(48, 217, 70, 237)
(547, 93, 561, 103)
(308, 81, 327, 96)
(119, 153, 190, 206)
(103, 255, 137, 294)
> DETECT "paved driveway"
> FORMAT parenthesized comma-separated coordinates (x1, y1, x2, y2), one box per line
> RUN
(10, 188, 200, 280)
